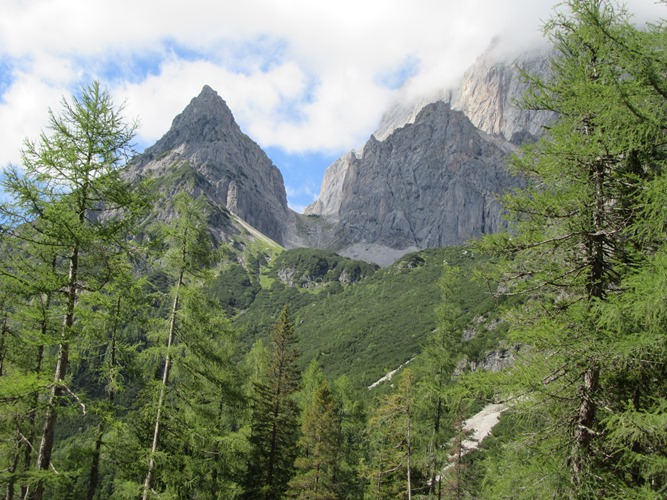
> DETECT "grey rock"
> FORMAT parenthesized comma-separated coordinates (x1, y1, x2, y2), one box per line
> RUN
(127, 85, 291, 244)
(452, 44, 555, 143)
(303, 101, 518, 257)
(304, 46, 553, 264)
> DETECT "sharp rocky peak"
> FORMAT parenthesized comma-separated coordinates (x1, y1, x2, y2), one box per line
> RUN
(157, 85, 240, 151)
(127, 85, 293, 245)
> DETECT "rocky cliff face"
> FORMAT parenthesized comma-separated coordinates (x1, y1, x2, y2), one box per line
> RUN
(303, 47, 553, 264)
(127, 85, 292, 244)
(371, 45, 553, 144)
(303, 102, 518, 264)
(451, 46, 554, 143)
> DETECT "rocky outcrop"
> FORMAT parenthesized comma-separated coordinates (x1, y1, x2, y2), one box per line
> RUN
(452, 45, 554, 144)
(127, 85, 292, 244)
(304, 101, 518, 262)
(372, 89, 453, 142)
(304, 151, 359, 220)
(371, 44, 554, 144)
(303, 46, 553, 264)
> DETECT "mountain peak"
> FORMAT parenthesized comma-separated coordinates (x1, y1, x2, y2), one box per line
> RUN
(167, 85, 238, 139)
(128, 86, 292, 245)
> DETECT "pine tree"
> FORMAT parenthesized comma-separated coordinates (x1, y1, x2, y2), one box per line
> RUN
(244, 306, 301, 499)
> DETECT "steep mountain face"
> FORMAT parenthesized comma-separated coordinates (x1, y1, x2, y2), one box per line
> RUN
(305, 102, 516, 264)
(127, 85, 292, 244)
(372, 45, 553, 143)
(303, 47, 552, 264)
(451, 47, 554, 144)
(126, 46, 552, 263)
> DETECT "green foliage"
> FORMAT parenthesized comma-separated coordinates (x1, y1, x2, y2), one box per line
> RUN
(233, 246, 495, 390)
(0, 81, 150, 499)
(364, 368, 419, 499)
(288, 378, 340, 499)
(472, 1, 667, 495)
(244, 306, 302, 499)
(268, 247, 378, 288)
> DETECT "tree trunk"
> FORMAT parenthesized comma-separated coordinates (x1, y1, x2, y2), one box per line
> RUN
(406, 401, 412, 500)
(31, 248, 78, 500)
(570, 364, 600, 486)
(0, 311, 9, 377)
(142, 271, 182, 500)
(86, 296, 120, 500)
(428, 397, 442, 498)
(6, 431, 22, 500)
(19, 323, 46, 499)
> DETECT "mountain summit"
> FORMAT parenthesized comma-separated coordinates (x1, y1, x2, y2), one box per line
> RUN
(303, 101, 518, 264)
(128, 47, 552, 264)
(128, 85, 291, 244)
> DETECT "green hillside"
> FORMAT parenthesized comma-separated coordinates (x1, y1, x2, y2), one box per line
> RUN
(212, 245, 503, 389)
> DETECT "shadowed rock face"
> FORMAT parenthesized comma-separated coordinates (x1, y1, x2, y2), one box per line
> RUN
(324, 101, 517, 252)
(128, 85, 290, 244)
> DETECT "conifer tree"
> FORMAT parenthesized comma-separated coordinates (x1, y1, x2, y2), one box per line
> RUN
(288, 377, 339, 499)
(244, 305, 301, 499)
(365, 368, 416, 499)
(330, 375, 366, 499)
(477, 0, 667, 495)
(0, 81, 147, 499)
(416, 264, 465, 498)
(74, 264, 148, 500)
(141, 193, 224, 499)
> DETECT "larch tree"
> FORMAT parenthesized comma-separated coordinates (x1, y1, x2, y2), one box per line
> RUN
(0, 81, 148, 499)
(365, 368, 417, 500)
(415, 264, 466, 498)
(477, 0, 667, 495)
(141, 192, 222, 499)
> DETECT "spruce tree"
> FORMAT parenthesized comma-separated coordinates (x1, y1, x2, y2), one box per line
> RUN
(244, 305, 301, 499)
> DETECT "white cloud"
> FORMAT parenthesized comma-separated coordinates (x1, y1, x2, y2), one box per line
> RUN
(0, 0, 664, 170)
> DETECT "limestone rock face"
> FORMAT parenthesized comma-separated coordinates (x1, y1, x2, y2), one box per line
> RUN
(452, 47, 554, 143)
(372, 89, 453, 142)
(304, 47, 553, 263)
(128, 85, 291, 244)
(304, 102, 518, 259)
(370, 47, 554, 144)
(303, 151, 359, 220)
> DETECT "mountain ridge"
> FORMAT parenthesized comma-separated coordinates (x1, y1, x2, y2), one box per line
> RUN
(126, 45, 553, 265)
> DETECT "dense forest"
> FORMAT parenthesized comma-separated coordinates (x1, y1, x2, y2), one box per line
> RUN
(1, 1, 666, 498)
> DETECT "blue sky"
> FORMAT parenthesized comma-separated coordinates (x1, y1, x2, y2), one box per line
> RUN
(1, 0, 664, 212)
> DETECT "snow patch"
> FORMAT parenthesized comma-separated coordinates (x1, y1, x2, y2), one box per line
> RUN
(367, 358, 414, 389)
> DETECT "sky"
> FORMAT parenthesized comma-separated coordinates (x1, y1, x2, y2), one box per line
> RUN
(0, 1, 664, 212)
